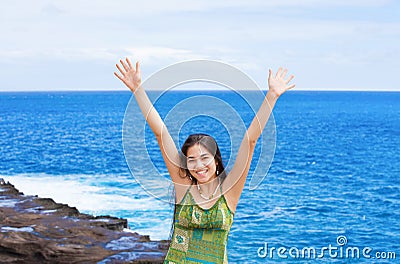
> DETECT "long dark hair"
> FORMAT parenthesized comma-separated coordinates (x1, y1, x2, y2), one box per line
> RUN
(168, 133, 227, 240)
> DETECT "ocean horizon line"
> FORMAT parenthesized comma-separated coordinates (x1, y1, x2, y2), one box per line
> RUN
(0, 88, 399, 93)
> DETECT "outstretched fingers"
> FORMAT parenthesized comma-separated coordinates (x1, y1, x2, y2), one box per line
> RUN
(115, 63, 126, 76)
(285, 73, 295, 91)
(285, 74, 294, 84)
(114, 71, 130, 88)
(287, 83, 296, 90)
(121, 57, 140, 75)
(275, 67, 283, 79)
(120, 59, 130, 72)
(135, 61, 140, 75)
(126, 57, 133, 69)
(114, 71, 124, 81)
(281, 69, 288, 79)
(115, 59, 129, 84)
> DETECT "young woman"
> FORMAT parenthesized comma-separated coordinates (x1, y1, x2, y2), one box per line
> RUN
(115, 58, 295, 263)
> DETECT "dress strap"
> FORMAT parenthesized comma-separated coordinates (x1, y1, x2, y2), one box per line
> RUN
(178, 183, 193, 204)
(219, 177, 223, 195)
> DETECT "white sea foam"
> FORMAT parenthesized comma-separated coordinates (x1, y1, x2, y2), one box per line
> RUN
(1, 173, 172, 240)
(0, 199, 20, 207)
(123, 213, 172, 240)
(1, 226, 35, 233)
(2, 173, 165, 211)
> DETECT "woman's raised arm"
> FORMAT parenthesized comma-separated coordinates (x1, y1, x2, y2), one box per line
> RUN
(224, 67, 295, 212)
(115, 58, 190, 186)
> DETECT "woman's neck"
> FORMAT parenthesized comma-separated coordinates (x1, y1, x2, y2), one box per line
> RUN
(197, 176, 220, 198)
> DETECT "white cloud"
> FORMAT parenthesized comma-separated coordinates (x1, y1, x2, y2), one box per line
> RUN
(124, 47, 208, 63)
(0, 0, 398, 91)
(0, 48, 114, 62)
(2, 18, 398, 61)
(0, 0, 392, 20)
(0, 47, 208, 64)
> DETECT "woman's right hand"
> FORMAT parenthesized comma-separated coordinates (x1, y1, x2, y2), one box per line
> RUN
(114, 58, 142, 93)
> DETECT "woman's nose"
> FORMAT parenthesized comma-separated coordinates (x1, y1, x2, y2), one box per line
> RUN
(195, 159, 205, 169)
(196, 160, 204, 168)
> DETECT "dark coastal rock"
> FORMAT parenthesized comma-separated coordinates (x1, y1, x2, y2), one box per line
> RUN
(0, 178, 169, 263)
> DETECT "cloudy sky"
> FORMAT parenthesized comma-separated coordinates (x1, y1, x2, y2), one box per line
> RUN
(0, 0, 399, 91)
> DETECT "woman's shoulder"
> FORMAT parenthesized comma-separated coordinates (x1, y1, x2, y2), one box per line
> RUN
(174, 182, 193, 204)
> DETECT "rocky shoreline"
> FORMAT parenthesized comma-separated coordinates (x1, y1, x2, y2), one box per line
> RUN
(0, 178, 169, 263)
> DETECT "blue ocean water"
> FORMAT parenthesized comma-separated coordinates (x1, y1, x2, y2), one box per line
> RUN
(0, 90, 399, 263)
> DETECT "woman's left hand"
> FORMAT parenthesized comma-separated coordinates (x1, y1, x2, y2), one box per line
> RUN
(268, 67, 296, 98)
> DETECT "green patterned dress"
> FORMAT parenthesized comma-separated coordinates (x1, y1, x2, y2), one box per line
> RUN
(164, 183, 234, 263)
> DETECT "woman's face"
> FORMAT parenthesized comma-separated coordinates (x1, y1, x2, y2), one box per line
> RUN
(186, 143, 218, 184)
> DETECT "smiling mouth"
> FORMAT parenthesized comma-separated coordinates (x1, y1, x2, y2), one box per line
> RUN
(195, 169, 208, 176)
